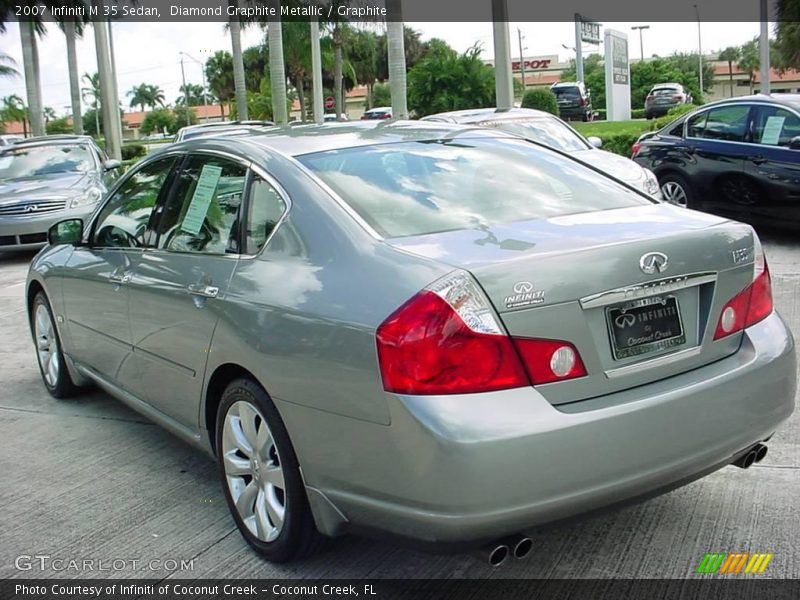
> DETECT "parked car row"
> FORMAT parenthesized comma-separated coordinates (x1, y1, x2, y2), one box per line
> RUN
(27, 120, 795, 565)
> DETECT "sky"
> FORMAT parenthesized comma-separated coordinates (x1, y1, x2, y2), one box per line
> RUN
(0, 20, 764, 117)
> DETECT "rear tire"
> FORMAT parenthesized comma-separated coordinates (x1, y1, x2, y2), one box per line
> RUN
(659, 173, 695, 209)
(216, 378, 326, 562)
(31, 292, 78, 399)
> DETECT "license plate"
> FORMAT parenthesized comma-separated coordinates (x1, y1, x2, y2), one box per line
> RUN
(606, 295, 685, 360)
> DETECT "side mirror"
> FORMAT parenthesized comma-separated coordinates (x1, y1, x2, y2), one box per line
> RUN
(103, 159, 122, 171)
(789, 136, 800, 150)
(48, 218, 84, 246)
(587, 136, 603, 149)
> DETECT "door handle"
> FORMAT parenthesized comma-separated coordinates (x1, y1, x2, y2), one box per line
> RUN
(187, 284, 219, 299)
(685, 146, 697, 155)
(109, 272, 131, 284)
(747, 155, 766, 165)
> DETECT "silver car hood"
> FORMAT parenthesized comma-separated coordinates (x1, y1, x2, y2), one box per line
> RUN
(570, 148, 646, 185)
(0, 172, 92, 204)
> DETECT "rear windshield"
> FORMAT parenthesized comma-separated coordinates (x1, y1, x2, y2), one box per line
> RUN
(477, 117, 589, 152)
(299, 137, 653, 238)
(652, 87, 680, 96)
(553, 87, 580, 99)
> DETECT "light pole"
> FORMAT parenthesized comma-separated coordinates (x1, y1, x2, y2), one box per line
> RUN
(694, 4, 704, 96)
(630, 25, 649, 62)
(179, 51, 209, 122)
(517, 28, 527, 92)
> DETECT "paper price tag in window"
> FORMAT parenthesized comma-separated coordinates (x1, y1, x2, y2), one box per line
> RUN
(760, 116, 785, 146)
(181, 164, 223, 235)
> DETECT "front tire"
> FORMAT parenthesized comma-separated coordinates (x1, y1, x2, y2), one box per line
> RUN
(31, 292, 78, 399)
(216, 378, 326, 562)
(659, 173, 695, 209)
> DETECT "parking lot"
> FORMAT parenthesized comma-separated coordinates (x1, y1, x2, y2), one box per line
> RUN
(0, 226, 798, 581)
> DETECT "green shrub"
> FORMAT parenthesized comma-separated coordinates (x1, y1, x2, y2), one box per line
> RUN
(521, 88, 559, 116)
(369, 83, 391, 109)
(593, 109, 607, 121)
(121, 144, 146, 161)
(631, 108, 647, 120)
(46, 117, 72, 134)
(655, 103, 698, 129)
(597, 133, 641, 157)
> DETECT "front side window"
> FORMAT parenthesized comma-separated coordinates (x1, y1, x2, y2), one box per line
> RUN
(299, 137, 652, 239)
(751, 106, 800, 147)
(0, 144, 96, 180)
(688, 105, 750, 142)
(92, 156, 176, 248)
(153, 155, 247, 254)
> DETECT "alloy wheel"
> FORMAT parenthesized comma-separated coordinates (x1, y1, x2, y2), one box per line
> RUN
(661, 181, 688, 207)
(221, 400, 286, 542)
(34, 303, 60, 388)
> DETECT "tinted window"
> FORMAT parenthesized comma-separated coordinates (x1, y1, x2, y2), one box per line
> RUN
(478, 117, 589, 152)
(0, 144, 96, 179)
(245, 176, 287, 254)
(154, 155, 247, 254)
(553, 87, 581, 99)
(299, 138, 652, 238)
(688, 105, 750, 142)
(92, 157, 176, 248)
(751, 106, 800, 147)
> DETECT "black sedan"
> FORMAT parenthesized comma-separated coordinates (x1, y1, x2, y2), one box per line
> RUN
(632, 94, 800, 225)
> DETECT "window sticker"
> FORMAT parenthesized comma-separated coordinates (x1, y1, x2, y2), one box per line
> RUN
(760, 116, 786, 146)
(180, 164, 223, 235)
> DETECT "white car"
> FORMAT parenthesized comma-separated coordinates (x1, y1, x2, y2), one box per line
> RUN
(422, 108, 662, 199)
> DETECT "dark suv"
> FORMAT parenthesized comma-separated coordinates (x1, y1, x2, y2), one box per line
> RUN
(632, 94, 800, 225)
(550, 82, 592, 121)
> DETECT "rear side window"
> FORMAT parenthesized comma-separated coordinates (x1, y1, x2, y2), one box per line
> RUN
(245, 176, 287, 254)
(154, 155, 247, 254)
(299, 138, 652, 238)
(751, 106, 800, 147)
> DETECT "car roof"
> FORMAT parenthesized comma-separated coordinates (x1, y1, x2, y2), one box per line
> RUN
(651, 83, 684, 88)
(422, 107, 556, 124)
(704, 93, 800, 111)
(187, 120, 515, 158)
(364, 107, 392, 112)
(5, 135, 96, 148)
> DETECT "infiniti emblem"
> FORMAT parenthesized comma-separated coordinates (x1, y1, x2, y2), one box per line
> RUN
(25, 205, 38, 213)
(513, 281, 534, 294)
(615, 313, 637, 329)
(640, 252, 669, 275)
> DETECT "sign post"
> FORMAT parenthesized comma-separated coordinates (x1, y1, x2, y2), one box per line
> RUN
(574, 15, 600, 84)
(604, 29, 631, 121)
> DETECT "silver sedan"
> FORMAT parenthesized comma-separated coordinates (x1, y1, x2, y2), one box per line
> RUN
(26, 122, 795, 565)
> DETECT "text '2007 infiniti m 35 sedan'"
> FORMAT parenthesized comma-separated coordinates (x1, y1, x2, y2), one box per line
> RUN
(27, 122, 796, 564)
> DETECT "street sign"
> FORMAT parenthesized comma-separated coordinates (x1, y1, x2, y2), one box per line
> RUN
(325, 96, 335, 110)
(580, 19, 601, 44)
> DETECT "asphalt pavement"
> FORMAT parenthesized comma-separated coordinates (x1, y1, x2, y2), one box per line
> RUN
(0, 226, 798, 580)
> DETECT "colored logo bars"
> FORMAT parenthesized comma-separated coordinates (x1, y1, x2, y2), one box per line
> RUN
(696, 552, 773, 574)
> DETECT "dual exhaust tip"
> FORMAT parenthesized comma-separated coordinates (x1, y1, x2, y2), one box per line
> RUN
(732, 443, 768, 469)
(484, 442, 770, 566)
(486, 535, 533, 567)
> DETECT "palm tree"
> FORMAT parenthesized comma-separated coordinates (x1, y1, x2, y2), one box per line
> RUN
(738, 39, 760, 94)
(127, 83, 165, 111)
(61, 19, 85, 134)
(205, 50, 235, 119)
(1, 94, 28, 137)
(43, 106, 56, 125)
(175, 84, 207, 107)
(81, 72, 101, 137)
(386, 0, 408, 119)
(718, 46, 741, 97)
(266, 10, 288, 124)
(228, 0, 248, 120)
(0, 52, 18, 78)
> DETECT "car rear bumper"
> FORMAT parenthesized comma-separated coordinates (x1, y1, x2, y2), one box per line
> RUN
(0, 206, 96, 251)
(286, 311, 796, 544)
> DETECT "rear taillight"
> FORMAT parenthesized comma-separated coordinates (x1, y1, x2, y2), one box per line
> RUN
(579, 98, 586, 106)
(380, 113, 391, 119)
(376, 272, 529, 395)
(646, 94, 654, 100)
(673, 94, 684, 101)
(376, 272, 588, 395)
(513, 338, 587, 384)
(714, 236, 773, 340)
(631, 141, 642, 158)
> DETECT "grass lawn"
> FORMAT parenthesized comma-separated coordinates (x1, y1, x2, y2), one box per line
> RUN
(572, 120, 654, 139)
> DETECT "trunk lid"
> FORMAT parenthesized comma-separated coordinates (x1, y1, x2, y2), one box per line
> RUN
(388, 204, 756, 405)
